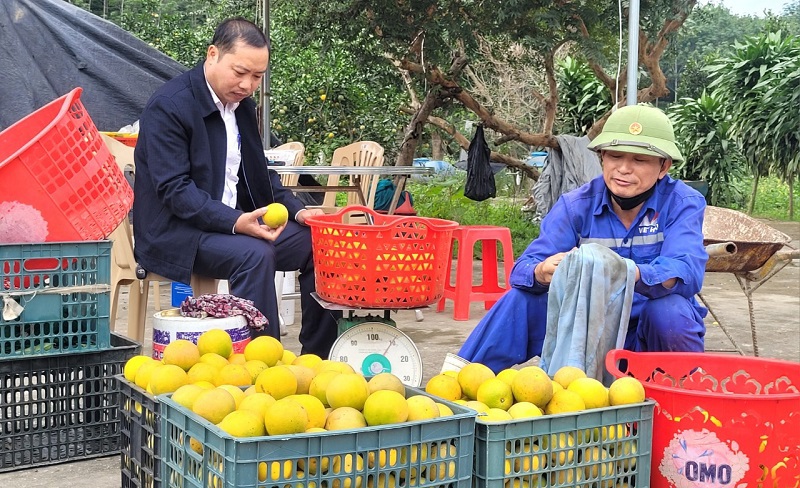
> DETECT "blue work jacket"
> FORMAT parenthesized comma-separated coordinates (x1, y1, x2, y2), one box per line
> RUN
(511, 175, 709, 319)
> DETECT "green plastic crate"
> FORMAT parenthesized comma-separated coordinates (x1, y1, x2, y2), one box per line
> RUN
(118, 375, 162, 488)
(0, 333, 141, 472)
(0, 240, 111, 357)
(473, 401, 655, 488)
(159, 387, 477, 488)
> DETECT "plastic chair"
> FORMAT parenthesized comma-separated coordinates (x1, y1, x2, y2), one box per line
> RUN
(101, 134, 217, 343)
(272, 141, 305, 187)
(320, 141, 385, 210)
(108, 217, 218, 343)
(436, 225, 514, 321)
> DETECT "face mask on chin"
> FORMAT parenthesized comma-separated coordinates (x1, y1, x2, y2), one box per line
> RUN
(608, 182, 657, 211)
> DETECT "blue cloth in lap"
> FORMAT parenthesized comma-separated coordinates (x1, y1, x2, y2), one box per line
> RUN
(540, 243, 636, 385)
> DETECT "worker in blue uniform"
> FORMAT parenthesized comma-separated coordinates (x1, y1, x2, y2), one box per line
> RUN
(458, 104, 709, 372)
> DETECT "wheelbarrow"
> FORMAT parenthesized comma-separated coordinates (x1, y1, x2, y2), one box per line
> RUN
(700, 206, 800, 356)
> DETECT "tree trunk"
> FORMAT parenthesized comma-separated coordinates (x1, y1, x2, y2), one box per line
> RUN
(395, 88, 440, 167)
(789, 176, 794, 219)
(747, 173, 760, 215)
(431, 130, 444, 160)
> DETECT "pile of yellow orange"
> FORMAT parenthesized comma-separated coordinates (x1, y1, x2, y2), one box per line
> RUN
(122, 330, 456, 443)
(425, 363, 645, 422)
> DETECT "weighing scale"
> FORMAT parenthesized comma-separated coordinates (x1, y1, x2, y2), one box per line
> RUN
(314, 293, 425, 387)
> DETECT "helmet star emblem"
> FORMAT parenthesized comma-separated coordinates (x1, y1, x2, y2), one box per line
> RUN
(629, 122, 643, 135)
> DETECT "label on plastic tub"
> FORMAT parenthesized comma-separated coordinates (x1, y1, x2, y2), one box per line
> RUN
(659, 429, 749, 487)
(151, 313, 251, 360)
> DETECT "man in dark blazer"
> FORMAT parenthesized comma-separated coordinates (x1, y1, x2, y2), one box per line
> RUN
(132, 17, 339, 357)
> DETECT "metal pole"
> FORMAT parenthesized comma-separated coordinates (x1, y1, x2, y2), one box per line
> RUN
(261, 0, 271, 148)
(627, 0, 640, 106)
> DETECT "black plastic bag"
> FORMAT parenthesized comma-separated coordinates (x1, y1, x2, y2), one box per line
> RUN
(464, 125, 496, 201)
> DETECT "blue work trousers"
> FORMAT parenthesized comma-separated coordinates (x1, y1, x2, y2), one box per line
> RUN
(457, 288, 706, 373)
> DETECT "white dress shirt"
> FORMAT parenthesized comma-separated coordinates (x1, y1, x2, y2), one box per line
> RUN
(206, 80, 241, 209)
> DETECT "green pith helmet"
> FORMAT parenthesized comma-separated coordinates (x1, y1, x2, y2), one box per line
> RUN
(588, 104, 683, 162)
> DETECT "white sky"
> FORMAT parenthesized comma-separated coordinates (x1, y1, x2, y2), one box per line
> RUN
(715, 0, 790, 16)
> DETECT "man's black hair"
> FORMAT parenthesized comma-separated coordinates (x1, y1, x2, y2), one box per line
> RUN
(211, 17, 270, 55)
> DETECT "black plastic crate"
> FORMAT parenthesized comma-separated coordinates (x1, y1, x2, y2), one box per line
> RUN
(118, 375, 161, 488)
(0, 333, 140, 472)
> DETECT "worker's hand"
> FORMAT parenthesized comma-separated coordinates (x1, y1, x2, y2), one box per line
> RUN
(234, 208, 285, 241)
(533, 250, 574, 285)
(296, 208, 325, 225)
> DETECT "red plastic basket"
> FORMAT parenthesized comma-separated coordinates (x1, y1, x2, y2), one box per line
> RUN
(606, 349, 800, 488)
(0, 88, 133, 242)
(306, 205, 458, 308)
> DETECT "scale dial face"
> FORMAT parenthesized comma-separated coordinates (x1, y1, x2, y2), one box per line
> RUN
(328, 322, 423, 387)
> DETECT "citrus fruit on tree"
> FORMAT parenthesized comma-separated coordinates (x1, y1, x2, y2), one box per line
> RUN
(197, 329, 233, 359)
(263, 203, 289, 229)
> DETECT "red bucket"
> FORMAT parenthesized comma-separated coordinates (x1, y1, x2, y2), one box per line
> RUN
(606, 349, 800, 487)
(0, 88, 133, 242)
(306, 205, 458, 308)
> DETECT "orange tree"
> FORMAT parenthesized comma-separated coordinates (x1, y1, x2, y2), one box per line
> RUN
(279, 0, 699, 172)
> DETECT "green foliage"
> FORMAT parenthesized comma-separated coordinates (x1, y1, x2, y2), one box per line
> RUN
(707, 31, 800, 184)
(269, 4, 407, 161)
(556, 56, 612, 135)
(667, 91, 745, 206)
(730, 176, 800, 221)
(407, 177, 539, 258)
(666, 3, 765, 103)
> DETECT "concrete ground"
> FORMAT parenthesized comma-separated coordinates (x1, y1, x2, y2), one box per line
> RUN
(3, 220, 797, 487)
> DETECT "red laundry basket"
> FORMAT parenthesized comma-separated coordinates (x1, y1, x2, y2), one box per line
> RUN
(0, 88, 133, 242)
(606, 349, 800, 488)
(305, 206, 458, 308)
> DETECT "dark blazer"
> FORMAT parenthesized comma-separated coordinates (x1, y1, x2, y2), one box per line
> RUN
(132, 63, 306, 284)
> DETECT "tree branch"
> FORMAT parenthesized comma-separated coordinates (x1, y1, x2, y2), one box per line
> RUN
(399, 107, 539, 179)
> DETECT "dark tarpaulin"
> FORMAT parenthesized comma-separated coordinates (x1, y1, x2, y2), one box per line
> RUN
(0, 0, 186, 132)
